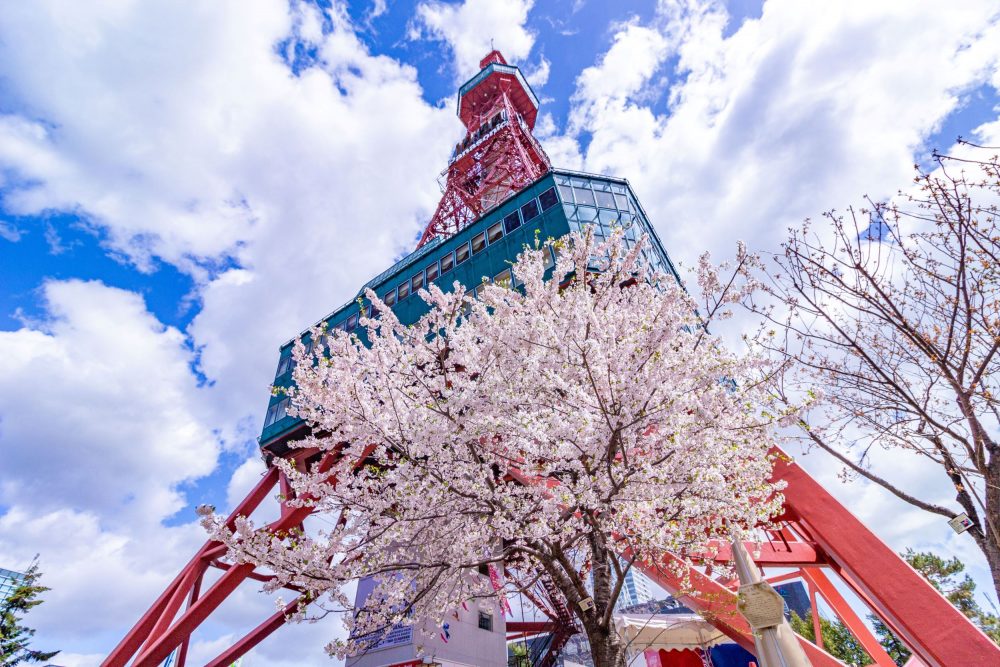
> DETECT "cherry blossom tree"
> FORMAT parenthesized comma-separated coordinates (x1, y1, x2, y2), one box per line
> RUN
(203, 230, 788, 666)
(764, 144, 1000, 599)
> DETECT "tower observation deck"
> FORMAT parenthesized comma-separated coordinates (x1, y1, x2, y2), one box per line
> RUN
(105, 51, 1000, 667)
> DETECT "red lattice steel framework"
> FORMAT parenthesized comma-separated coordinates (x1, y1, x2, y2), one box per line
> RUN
(417, 50, 551, 248)
(104, 53, 1000, 666)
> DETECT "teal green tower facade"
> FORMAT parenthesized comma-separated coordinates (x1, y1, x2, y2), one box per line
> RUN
(259, 170, 679, 459)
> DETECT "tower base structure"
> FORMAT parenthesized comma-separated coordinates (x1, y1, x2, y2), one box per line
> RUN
(102, 447, 1000, 667)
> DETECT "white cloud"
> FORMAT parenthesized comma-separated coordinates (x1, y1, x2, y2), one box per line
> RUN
(227, 456, 268, 511)
(0, 279, 223, 656)
(0, 507, 204, 641)
(525, 55, 551, 89)
(411, 0, 536, 80)
(0, 279, 217, 521)
(560, 0, 1000, 265)
(0, 219, 21, 241)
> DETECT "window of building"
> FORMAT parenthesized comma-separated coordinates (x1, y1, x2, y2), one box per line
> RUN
(599, 209, 619, 227)
(558, 184, 574, 203)
(577, 206, 599, 224)
(384, 289, 397, 306)
(494, 268, 512, 286)
(487, 222, 503, 244)
(615, 192, 629, 210)
(456, 243, 470, 265)
(264, 397, 290, 427)
(472, 232, 487, 254)
(440, 252, 455, 274)
(595, 189, 616, 209)
(425, 261, 439, 283)
(521, 199, 540, 223)
(275, 356, 293, 377)
(346, 313, 359, 331)
(397, 280, 410, 300)
(411, 271, 424, 292)
(538, 186, 558, 211)
(573, 186, 596, 207)
(478, 611, 493, 632)
(503, 210, 521, 234)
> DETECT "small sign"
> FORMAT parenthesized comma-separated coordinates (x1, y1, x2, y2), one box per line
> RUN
(578, 596, 595, 612)
(737, 582, 785, 630)
(948, 513, 974, 534)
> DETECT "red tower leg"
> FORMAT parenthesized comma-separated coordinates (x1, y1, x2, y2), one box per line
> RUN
(774, 453, 1000, 666)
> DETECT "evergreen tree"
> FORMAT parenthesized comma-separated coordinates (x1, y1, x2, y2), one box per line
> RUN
(0, 558, 58, 666)
(871, 549, 1000, 665)
(789, 611, 872, 666)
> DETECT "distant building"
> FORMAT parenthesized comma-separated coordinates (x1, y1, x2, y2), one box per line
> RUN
(775, 581, 811, 619)
(0, 566, 25, 599)
(616, 567, 655, 611)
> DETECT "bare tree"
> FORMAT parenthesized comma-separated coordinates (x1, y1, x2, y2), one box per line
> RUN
(765, 143, 1000, 598)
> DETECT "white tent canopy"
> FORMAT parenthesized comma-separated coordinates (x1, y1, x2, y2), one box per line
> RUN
(615, 613, 731, 656)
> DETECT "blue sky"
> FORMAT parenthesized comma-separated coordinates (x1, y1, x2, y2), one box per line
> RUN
(1, 1, 999, 664)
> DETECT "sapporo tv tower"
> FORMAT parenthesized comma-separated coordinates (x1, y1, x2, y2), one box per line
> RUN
(105, 52, 998, 667)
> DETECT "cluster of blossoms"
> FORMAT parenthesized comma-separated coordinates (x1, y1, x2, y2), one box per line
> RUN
(202, 229, 787, 661)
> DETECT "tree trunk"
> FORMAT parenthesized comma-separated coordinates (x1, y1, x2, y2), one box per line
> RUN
(584, 623, 628, 667)
(984, 464, 1000, 600)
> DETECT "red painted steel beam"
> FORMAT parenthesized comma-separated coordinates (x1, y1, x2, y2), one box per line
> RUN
(174, 567, 204, 667)
(693, 540, 824, 567)
(209, 559, 305, 592)
(138, 561, 207, 654)
(203, 596, 304, 667)
(800, 568, 895, 666)
(506, 621, 555, 634)
(773, 453, 1000, 666)
(102, 563, 189, 667)
(632, 551, 846, 667)
(131, 563, 256, 667)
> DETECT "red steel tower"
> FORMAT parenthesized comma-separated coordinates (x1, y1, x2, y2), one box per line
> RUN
(104, 52, 1000, 667)
(418, 50, 550, 247)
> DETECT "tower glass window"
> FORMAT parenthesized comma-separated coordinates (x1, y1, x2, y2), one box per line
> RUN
(487, 222, 503, 244)
(472, 232, 487, 254)
(503, 210, 521, 234)
(573, 186, 595, 207)
(425, 261, 439, 283)
(521, 199, 540, 223)
(538, 186, 558, 211)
